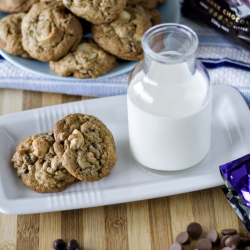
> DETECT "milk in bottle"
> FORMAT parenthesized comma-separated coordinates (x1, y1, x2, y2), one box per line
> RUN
(127, 24, 212, 173)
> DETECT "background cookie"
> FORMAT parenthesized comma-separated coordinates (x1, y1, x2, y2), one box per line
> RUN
(0, 13, 30, 58)
(0, 0, 39, 13)
(91, 5, 160, 60)
(62, 0, 127, 25)
(49, 38, 118, 79)
(12, 132, 78, 193)
(53, 114, 117, 182)
(22, 1, 82, 62)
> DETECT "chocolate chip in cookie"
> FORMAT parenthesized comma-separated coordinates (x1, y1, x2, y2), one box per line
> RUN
(22, 1, 83, 62)
(49, 38, 118, 79)
(91, 5, 160, 60)
(11, 131, 78, 193)
(53, 114, 117, 182)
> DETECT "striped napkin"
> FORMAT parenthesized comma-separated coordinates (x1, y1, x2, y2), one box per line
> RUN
(1, 7, 250, 104)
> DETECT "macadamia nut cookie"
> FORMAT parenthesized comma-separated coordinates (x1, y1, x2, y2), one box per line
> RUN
(11, 132, 78, 193)
(0, 0, 39, 13)
(53, 114, 117, 182)
(62, 0, 127, 25)
(0, 13, 30, 58)
(21, 1, 83, 62)
(50, 38, 118, 79)
(91, 5, 160, 60)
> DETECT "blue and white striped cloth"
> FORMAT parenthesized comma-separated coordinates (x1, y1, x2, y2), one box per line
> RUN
(1, 12, 250, 104)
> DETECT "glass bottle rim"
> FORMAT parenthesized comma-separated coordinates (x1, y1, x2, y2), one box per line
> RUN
(142, 23, 199, 64)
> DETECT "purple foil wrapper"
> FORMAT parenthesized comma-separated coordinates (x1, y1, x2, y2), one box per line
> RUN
(220, 154, 250, 233)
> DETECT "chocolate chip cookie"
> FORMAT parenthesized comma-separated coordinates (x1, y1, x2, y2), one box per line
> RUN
(49, 38, 118, 79)
(11, 131, 78, 193)
(62, 0, 126, 25)
(0, 0, 39, 13)
(21, 1, 82, 62)
(91, 5, 160, 60)
(53, 114, 117, 182)
(0, 13, 30, 58)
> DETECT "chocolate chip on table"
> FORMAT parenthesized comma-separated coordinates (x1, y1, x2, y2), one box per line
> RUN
(67, 239, 80, 250)
(221, 229, 237, 236)
(186, 222, 203, 239)
(221, 235, 232, 247)
(206, 229, 219, 244)
(240, 237, 250, 247)
(52, 239, 66, 250)
(225, 235, 240, 249)
(170, 242, 183, 250)
(196, 238, 212, 250)
(175, 231, 190, 245)
(222, 247, 232, 250)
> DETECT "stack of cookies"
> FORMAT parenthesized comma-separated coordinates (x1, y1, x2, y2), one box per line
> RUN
(0, 0, 164, 79)
(11, 113, 117, 193)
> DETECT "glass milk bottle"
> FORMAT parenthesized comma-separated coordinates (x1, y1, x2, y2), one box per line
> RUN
(127, 24, 212, 174)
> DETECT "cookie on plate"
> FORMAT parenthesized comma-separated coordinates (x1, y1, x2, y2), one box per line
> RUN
(62, 0, 127, 25)
(21, 1, 82, 62)
(91, 5, 160, 60)
(49, 38, 118, 79)
(11, 131, 78, 193)
(0, 0, 39, 13)
(0, 13, 30, 58)
(53, 114, 117, 182)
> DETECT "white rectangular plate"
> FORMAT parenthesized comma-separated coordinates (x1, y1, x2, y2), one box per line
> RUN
(1, 85, 250, 214)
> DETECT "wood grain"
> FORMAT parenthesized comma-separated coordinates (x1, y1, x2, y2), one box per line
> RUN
(0, 89, 249, 250)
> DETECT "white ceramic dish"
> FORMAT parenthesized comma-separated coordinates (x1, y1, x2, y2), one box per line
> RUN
(0, 0, 180, 81)
(0, 85, 250, 214)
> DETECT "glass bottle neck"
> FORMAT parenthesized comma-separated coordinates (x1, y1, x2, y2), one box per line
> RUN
(141, 24, 198, 77)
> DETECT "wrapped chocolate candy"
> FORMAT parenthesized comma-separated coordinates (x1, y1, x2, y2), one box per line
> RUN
(220, 154, 250, 233)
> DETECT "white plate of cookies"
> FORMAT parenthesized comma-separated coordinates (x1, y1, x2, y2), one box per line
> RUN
(1, 85, 250, 214)
(0, 0, 180, 81)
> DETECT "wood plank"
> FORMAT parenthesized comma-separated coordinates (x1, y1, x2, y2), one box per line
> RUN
(42, 93, 62, 107)
(104, 204, 128, 250)
(22, 91, 42, 111)
(39, 212, 61, 250)
(61, 209, 84, 247)
(17, 214, 40, 250)
(127, 201, 151, 250)
(62, 94, 82, 104)
(83, 206, 106, 250)
(148, 197, 173, 250)
(1, 89, 23, 115)
(0, 214, 17, 249)
(169, 193, 194, 248)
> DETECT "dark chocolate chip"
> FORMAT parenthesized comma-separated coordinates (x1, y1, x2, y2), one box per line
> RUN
(240, 237, 250, 247)
(52, 239, 66, 250)
(67, 239, 80, 250)
(196, 238, 212, 250)
(175, 231, 190, 244)
(186, 222, 203, 239)
(170, 242, 183, 250)
(225, 235, 240, 249)
(221, 235, 232, 247)
(206, 229, 219, 243)
(221, 229, 237, 236)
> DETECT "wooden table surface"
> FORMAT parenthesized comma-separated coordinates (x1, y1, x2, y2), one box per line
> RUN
(0, 88, 249, 250)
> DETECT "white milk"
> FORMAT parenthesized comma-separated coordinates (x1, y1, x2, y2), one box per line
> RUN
(127, 61, 212, 172)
